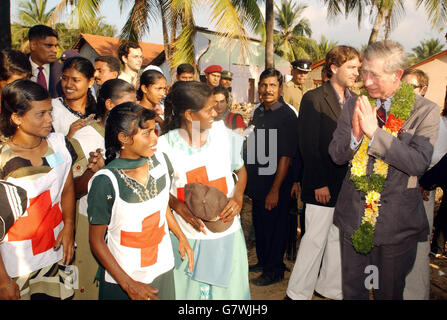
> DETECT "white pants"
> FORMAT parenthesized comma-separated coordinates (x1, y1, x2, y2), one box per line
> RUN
(286, 204, 342, 300)
(403, 191, 435, 300)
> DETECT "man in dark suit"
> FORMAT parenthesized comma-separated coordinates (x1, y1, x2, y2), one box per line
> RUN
(28, 25, 58, 96)
(328, 40, 440, 300)
(286, 46, 361, 300)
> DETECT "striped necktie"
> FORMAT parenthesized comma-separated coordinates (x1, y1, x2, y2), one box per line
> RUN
(377, 100, 386, 128)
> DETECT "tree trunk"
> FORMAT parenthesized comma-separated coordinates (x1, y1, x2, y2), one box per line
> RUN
(159, 0, 172, 82)
(368, 5, 386, 44)
(0, 1, 11, 50)
(265, 0, 274, 69)
(384, 8, 392, 40)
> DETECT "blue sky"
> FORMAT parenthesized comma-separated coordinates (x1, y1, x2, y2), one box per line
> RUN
(11, 0, 444, 53)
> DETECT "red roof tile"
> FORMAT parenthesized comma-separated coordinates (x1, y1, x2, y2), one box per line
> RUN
(73, 33, 164, 66)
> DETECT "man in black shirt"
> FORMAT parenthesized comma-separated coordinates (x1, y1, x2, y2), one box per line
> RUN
(245, 68, 299, 286)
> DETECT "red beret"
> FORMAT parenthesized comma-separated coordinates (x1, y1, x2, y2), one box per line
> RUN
(203, 64, 222, 74)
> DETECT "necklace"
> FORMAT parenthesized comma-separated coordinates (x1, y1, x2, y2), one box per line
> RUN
(10, 137, 43, 150)
(60, 97, 88, 119)
(350, 81, 414, 255)
(115, 158, 158, 202)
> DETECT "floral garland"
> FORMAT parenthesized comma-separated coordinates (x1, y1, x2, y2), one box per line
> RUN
(350, 81, 414, 254)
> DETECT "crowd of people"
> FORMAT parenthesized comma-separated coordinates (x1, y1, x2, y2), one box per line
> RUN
(0, 23, 446, 301)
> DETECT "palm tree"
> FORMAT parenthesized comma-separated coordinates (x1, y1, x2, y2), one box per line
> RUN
(273, 0, 312, 62)
(323, 0, 444, 44)
(18, 0, 55, 26)
(410, 38, 445, 64)
(310, 35, 338, 62)
(265, 0, 274, 68)
(118, 0, 263, 75)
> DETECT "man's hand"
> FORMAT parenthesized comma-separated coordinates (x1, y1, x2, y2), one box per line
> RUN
(265, 189, 279, 211)
(315, 186, 331, 205)
(352, 98, 363, 142)
(357, 96, 378, 139)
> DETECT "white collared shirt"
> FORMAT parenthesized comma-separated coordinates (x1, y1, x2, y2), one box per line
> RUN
(29, 57, 50, 89)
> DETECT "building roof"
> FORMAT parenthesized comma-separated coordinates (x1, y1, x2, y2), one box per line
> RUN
(72, 33, 164, 66)
(409, 49, 447, 69)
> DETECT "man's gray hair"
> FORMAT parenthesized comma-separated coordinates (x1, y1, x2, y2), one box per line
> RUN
(363, 40, 407, 74)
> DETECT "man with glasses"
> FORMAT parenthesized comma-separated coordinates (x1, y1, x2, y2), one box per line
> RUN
(329, 40, 440, 300)
(402, 69, 429, 97)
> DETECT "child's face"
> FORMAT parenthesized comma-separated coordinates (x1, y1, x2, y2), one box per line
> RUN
(123, 119, 158, 158)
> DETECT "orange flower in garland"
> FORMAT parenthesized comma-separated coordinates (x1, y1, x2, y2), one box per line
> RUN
(385, 114, 404, 133)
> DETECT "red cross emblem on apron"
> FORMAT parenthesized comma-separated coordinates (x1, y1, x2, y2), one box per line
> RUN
(120, 211, 166, 267)
(176, 166, 228, 202)
(8, 190, 63, 256)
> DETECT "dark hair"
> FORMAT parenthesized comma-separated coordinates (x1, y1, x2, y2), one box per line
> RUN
(162, 81, 213, 134)
(28, 24, 58, 41)
(259, 68, 283, 86)
(0, 49, 32, 81)
(96, 79, 135, 120)
(177, 63, 195, 75)
(117, 41, 141, 65)
(104, 102, 156, 164)
(62, 56, 97, 116)
(1, 80, 49, 137)
(95, 55, 121, 73)
(324, 45, 361, 79)
(403, 68, 429, 88)
(212, 86, 229, 104)
(137, 69, 166, 101)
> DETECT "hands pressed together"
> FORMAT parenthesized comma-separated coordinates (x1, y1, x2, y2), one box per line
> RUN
(352, 95, 379, 142)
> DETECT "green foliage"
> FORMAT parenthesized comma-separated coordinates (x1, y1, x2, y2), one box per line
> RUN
(12, 0, 116, 52)
(409, 38, 445, 64)
(351, 221, 375, 255)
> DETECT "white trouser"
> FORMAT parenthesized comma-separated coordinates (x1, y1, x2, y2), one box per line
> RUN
(404, 191, 435, 300)
(286, 204, 342, 300)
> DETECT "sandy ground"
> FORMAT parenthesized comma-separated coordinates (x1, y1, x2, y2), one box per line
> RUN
(240, 196, 447, 300)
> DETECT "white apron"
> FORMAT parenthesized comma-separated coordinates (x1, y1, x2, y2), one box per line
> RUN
(157, 124, 242, 240)
(0, 133, 72, 277)
(89, 153, 174, 284)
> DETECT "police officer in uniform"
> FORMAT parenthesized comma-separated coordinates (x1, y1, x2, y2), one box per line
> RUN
(283, 59, 314, 114)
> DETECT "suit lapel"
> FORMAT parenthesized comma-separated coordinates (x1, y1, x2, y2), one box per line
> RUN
(323, 82, 341, 120)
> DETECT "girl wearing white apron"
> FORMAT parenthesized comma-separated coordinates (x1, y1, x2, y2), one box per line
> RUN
(158, 81, 250, 300)
(0, 80, 75, 300)
(87, 103, 192, 300)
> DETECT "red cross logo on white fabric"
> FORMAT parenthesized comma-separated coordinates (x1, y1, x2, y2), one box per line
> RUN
(176, 166, 228, 202)
(120, 211, 166, 267)
(8, 190, 63, 256)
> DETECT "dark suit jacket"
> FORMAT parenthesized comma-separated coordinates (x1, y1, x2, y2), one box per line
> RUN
(298, 81, 352, 207)
(49, 60, 63, 98)
(329, 93, 440, 245)
(29, 55, 60, 98)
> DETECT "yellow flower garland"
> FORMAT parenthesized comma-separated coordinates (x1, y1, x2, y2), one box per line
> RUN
(349, 82, 415, 254)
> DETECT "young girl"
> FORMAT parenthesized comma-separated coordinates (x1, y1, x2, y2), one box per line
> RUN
(212, 86, 246, 133)
(158, 81, 250, 300)
(0, 80, 75, 300)
(87, 102, 193, 300)
(138, 69, 167, 134)
(70, 79, 136, 299)
(51, 56, 97, 138)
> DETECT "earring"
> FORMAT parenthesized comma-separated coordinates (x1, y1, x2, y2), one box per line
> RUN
(121, 145, 125, 150)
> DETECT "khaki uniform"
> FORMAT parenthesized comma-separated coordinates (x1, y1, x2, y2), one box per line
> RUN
(283, 80, 314, 114)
